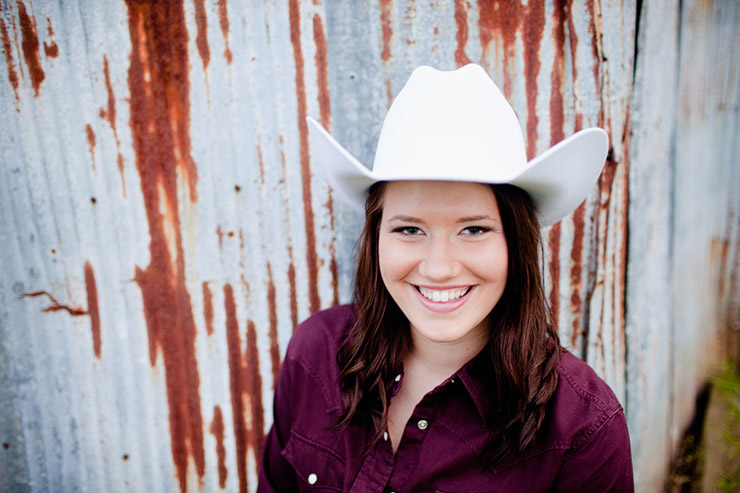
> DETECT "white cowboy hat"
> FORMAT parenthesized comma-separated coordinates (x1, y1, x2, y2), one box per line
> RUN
(306, 64, 608, 226)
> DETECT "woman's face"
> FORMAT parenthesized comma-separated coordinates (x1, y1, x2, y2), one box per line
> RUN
(378, 181, 508, 348)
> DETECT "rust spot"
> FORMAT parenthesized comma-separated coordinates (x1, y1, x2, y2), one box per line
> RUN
(379, 0, 393, 62)
(0, 15, 19, 101)
(17, 1, 44, 96)
(22, 291, 87, 316)
(85, 124, 96, 169)
(84, 261, 101, 358)
(227, 231, 234, 238)
(585, 0, 602, 103)
(312, 14, 331, 129)
(90, 197, 97, 204)
(266, 263, 281, 387)
(288, 0, 321, 313)
(2, 443, 8, 449)
(385, 79, 393, 106)
(125, 1, 204, 491)
(325, 193, 339, 305)
(194, 0, 209, 70)
(569, 203, 585, 347)
(477, 0, 520, 97)
(454, 0, 472, 66)
(202, 281, 214, 336)
(234, 184, 241, 192)
(43, 18, 57, 58)
(210, 405, 228, 488)
(523, 0, 545, 159)
(548, 223, 561, 324)
(100, 55, 126, 196)
(122, 454, 129, 460)
(217, 0, 232, 64)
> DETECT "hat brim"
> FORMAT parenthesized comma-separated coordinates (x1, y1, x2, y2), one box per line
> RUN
(306, 117, 608, 225)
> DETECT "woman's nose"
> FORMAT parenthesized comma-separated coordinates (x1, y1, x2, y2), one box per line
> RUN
(418, 238, 461, 280)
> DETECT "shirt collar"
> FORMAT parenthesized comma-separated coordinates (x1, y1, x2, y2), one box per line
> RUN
(455, 345, 495, 426)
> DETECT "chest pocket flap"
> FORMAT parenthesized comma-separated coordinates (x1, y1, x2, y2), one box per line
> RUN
(282, 430, 346, 491)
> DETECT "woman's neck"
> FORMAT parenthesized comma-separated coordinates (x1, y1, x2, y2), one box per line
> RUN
(406, 328, 488, 382)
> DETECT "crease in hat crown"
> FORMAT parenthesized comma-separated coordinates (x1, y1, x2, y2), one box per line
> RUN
(305, 63, 608, 226)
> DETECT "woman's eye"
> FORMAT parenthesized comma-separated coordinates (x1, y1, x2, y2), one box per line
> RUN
(462, 226, 491, 235)
(392, 226, 423, 236)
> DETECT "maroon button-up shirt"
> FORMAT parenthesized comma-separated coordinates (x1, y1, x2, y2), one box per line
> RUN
(258, 305, 633, 492)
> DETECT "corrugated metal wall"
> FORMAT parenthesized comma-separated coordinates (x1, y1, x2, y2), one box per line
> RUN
(0, 1, 736, 492)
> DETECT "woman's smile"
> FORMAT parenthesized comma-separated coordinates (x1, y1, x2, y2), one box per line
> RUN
(378, 181, 508, 346)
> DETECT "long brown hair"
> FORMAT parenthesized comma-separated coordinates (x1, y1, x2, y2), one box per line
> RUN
(335, 181, 560, 466)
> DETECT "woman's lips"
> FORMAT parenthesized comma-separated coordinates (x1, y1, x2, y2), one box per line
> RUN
(412, 285, 475, 313)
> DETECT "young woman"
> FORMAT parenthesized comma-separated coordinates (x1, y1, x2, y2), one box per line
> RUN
(258, 65, 633, 492)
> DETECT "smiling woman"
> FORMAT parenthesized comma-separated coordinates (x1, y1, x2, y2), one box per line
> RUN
(258, 65, 633, 492)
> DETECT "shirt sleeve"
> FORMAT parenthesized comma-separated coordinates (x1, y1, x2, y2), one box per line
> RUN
(257, 356, 299, 492)
(553, 409, 634, 492)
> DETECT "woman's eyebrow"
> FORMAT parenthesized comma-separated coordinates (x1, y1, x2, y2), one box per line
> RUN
(457, 215, 495, 223)
(387, 214, 424, 223)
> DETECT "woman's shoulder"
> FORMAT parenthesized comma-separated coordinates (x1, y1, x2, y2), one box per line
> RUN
(543, 350, 625, 451)
(285, 304, 356, 366)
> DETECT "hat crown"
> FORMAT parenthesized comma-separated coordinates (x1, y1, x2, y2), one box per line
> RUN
(373, 64, 527, 182)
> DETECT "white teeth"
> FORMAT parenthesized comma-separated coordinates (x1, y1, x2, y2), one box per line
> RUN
(418, 286, 470, 302)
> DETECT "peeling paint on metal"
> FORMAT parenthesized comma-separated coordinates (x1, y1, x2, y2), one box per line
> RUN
(17, 0, 43, 96)
(288, 0, 321, 314)
(523, 0, 545, 159)
(224, 284, 248, 493)
(217, 0, 232, 64)
(477, 0, 519, 96)
(99, 55, 126, 196)
(21, 290, 88, 316)
(85, 123, 96, 169)
(84, 261, 101, 358)
(194, 0, 209, 70)
(266, 263, 280, 387)
(125, 1, 204, 491)
(210, 405, 228, 489)
(0, 11, 19, 101)
(379, 0, 393, 62)
(454, 0, 472, 67)
(202, 281, 214, 336)
(43, 17, 57, 58)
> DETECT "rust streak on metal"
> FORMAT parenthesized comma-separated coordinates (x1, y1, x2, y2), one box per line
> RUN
(565, 0, 582, 130)
(256, 141, 265, 186)
(477, 0, 519, 97)
(125, 2, 204, 491)
(84, 261, 101, 358)
(210, 405, 228, 489)
(100, 55, 126, 195)
(43, 18, 57, 58)
(288, 0, 321, 313)
(453, 0, 472, 67)
(585, 0, 602, 109)
(85, 124, 96, 170)
(523, 0, 545, 159)
(224, 284, 248, 493)
(0, 14, 19, 101)
(17, 1, 43, 96)
(217, 0, 232, 64)
(548, 224, 561, 324)
(21, 291, 87, 316)
(312, 14, 331, 129)
(194, 0, 209, 70)
(569, 203, 585, 347)
(217, 225, 225, 249)
(202, 281, 214, 336)
(245, 319, 266, 463)
(379, 0, 393, 62)
(266, 263, 281, 387)
(312, 12, 339, 302)
(287, 256, 298, 330)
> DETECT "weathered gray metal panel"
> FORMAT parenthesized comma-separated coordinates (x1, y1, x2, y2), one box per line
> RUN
(1, 1, 737, 492)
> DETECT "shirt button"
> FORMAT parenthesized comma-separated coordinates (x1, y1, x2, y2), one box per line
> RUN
(307, 473, 317, 485)
(383, 431, 389, 441)
(417, 419, 428, 430)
